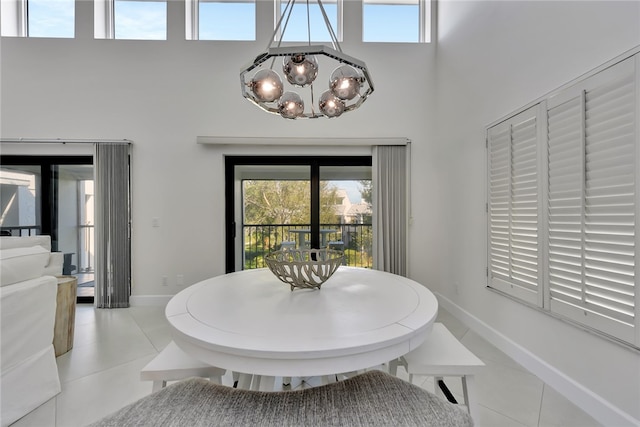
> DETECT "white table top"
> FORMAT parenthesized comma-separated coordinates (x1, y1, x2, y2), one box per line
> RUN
(166, 267, 438, 377)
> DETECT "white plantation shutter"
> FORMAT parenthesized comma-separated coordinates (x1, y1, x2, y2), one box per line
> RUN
(547, 57, 637, 344)
(488, 105, 543, 305)
(547, 96, 584, 312)
(488, 124, 510, 281)
(488, 52, 640, 347)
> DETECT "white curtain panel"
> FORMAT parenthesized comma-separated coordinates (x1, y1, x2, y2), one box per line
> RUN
(373, 145, 408, 276)
(94, 143, 131, 308)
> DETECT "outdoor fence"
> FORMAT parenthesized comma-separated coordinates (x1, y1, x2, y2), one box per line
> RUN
(243, 223, 373, 269)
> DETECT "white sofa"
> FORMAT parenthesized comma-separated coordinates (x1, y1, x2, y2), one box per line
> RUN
(0, 236, 63, 427)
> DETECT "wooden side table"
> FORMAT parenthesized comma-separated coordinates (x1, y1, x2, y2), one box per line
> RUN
(54, 275, 77, 357)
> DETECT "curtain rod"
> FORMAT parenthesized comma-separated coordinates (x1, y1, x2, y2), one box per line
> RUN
(197, 136, 410, 146)
(1, 138, 132, 144)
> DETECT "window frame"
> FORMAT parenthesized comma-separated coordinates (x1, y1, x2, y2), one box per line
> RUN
(26, 0, 75, 38)
(1, 0, 74, 38)
(362, 0, 432, 44)
(95, 0, 167, 40)
(186, 0, 257, 41)
(0, 155, 95, 304)
(273, 0, 342, 43)
(224, 156, 372, 273)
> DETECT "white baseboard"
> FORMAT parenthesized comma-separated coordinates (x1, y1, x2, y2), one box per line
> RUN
(436, 292, 639, 427)
(130, 295, 172, 307)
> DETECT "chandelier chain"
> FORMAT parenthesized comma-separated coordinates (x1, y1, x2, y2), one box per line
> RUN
(306, 0, 312, 47)
(316, 0, 340, 52)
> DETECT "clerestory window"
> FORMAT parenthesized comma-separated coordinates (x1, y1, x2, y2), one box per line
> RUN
(362, 0, 431, 43)
(186, 0, 256, 41)
(199, 0, 255, 40)
(275, 0, 340, 43)
(95, 0, 167, 40)
(1, 0, 74, 38)
(114, 0, 166, 40)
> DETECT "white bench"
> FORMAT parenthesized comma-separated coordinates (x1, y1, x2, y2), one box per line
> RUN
(140, 341, 227, 392)
(389, 323, 485, 418)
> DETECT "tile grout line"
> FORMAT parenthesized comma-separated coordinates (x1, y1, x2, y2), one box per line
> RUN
(58, 308, 160, 387)
(537, 383, 546, 427)
(127, 308, 164, 354)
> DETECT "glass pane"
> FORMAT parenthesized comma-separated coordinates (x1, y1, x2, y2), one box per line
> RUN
(320, 166, 372, 268)
(78, 180, 95, 294)
(199, 1, 255, 41)
(57, 165, 94, 295)
(279, 0, 338, 42)
(0, 166, 41, 236)
(240, 165, 311, 269)
(115, 0, 167, 40)
(79, 180, 95, 227)
(242, 176, 311, 269)
(363, 1, 419, 43)
(28, 0, 75, 38)
(234, 162, 371, 270)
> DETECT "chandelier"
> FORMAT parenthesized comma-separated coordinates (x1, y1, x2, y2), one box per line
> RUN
(240, 0, 374, 119)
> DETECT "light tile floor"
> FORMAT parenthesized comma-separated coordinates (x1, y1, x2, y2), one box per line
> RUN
(12, 304, 602, 427)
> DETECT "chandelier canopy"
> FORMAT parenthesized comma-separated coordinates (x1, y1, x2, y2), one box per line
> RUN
(240, 0, 374, 119)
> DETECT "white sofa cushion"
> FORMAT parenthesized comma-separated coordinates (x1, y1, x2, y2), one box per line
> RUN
(0, 276, 58, 370)
(0, 275, 60, 426)
(0, 236, 63, 277)
(44, 252, 64, 276)
(0, 235, 52, 251)
(0, 246, 49, 287)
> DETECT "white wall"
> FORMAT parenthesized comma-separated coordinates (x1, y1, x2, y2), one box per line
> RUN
(431, 0, 640, 424)
(2, 0, 640, 424)
(0, 0, 437, 294)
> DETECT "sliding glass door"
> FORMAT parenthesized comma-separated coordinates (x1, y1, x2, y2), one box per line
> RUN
(0, 164, 41, 236)
(320, 165, 373, 268)
(239, 165, 311, 270)
(225, 156, 372, 273)
(57, 164, 95, 301)
(0, 156, 94, 302)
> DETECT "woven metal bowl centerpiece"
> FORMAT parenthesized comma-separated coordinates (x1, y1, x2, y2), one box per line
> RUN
(265, 248, 344, 291)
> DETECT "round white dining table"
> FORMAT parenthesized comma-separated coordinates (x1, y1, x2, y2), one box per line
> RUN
(166, 266, 438, 380)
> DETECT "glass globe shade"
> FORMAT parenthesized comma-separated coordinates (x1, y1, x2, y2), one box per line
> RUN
(319, 90, 345, 118)
(283, 54, 318, 87)
(329, 65, 362, 101)
(277, 91, 304, 119)
(250, 69, 284, 103)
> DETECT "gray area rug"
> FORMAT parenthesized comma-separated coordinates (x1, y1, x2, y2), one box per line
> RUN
(89, 370, 473, 427)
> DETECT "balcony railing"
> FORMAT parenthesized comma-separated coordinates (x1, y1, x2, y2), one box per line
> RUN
(0, 225, 41, 236)
(243, 223, 373, 270)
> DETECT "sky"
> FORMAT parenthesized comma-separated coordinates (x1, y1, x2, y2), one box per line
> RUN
(26, 0, 421, 42)
(329, 180, 364, 203)
(27, 0, 75, 38)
